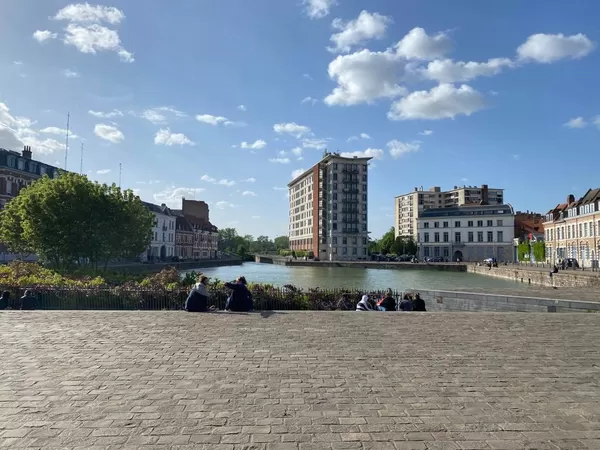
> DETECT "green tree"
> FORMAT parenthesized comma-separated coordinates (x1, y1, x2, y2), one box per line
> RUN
(218, 228, 238, 252)
(0, 173, 153, 269)
(517, 242, 530, 261)
(274, 235, 289, 251)
(532, 241, 546, 262)
(379, 227, 396, 255)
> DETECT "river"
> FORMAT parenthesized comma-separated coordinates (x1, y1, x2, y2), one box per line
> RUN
(184, 262, 536, 292)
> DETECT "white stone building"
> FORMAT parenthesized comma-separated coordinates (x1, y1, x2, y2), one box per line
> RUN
(417, 204, 515, 262)
(288, 152, 371, 261)
(142, 202, 176, 261)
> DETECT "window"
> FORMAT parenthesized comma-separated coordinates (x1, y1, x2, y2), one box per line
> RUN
(454, 221, 460, 227)
(333, 163, 337, 169)
(424, 222, 430, 228)
(333, 203, 338, 210)
(468, 232, 474, 242)
(424, 233, 430, 243)
(434, 232, 440, 242)
(434, 247, 440, 257)
(362, 174, 367, 181)
(568, 226, 572, 239)
(352, 237, 357, 245)
(363, 184, 367, 192)
(333, 183, 337, 190)
(468, 221, 474, 227)
(443, 247, 449, 257)
(487, 231, 493, 242)
(497, 231, 504, 242)
(342, 237, 347, 245)
(497, 219, 503, 227)
(443, 232, 449, 243)
(434, 222, 439, 228)
(455, 232, 461, 243)
(477, 220, 483, 227)
(477, 231, 484, 242)
(584, 222, 589, 237)
(333, 223, 337, 230)
(424, 247, 430, 257)
(333, 213, 337, 221)
(487, 220, 493, 227)
(579, 223, 583, 238)
(342, 247, 347, 255)
(333, 193, 337, 201)
(362, 194, 367, 201)
(352, 247, 357, 255)
(443, 221, 448, 228)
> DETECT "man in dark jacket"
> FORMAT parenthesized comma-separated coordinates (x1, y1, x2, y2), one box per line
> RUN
(413, 293, 426, 312)
(20, 290, 37, 310)
(377, 289, 396, 311)
(224, 276, 253, 312)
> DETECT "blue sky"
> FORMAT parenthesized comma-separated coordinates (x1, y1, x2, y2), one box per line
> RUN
(0, 0, 598, 239)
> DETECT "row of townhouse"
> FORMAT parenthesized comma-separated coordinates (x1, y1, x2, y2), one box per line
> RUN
(142, 198, 218, 262)
(543, 189, 600, 267)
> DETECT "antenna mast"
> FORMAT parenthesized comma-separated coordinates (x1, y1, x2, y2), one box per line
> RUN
(118, 163, 122, 188)
(80, 143, 84, 174)
(64, 112, 70, 170)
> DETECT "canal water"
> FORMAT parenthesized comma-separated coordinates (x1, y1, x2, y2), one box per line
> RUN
(185, 262, 534, 292)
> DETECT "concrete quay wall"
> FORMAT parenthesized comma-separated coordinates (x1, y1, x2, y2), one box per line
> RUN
(255, 255, 467, 272)
(467, 264, 600, 289)
(405, 289, 600, 313)
(112, 258, 243, 274)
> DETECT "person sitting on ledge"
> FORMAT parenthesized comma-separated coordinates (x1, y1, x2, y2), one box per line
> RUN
(0, 291, 10, 310)
(413, 293, 426, 312)
(225, 276, 253, 312)
(185, 275, 210, 312)
(356, 294, 375, 311)
(20, 290, 37, 310)
(377, 289, 396, 311)
(399, 294, 413, 312)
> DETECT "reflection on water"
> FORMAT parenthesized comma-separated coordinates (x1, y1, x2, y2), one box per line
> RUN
(184, 262, 535, 292)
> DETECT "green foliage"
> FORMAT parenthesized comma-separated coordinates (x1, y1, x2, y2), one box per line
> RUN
(370, 229, 417, 256)
(279, 250, 308, 258)
(518, 242, 530, 261)
(533, 241, 546, 262)
(390, 235, 418, 255)
(273, 235, 289, 250)
(378, 227, 396, 255)
(218, 228, 289, 255)
(0, 172, 153, 269)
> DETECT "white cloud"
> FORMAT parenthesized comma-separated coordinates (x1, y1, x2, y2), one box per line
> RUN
(347, 133, 371, 142)
(302, 138, 328, 150)
(419, 129, 433, 136)
(0, 102, 34, 129)
(19, 135, 65, 155)
(269, 157, 291, 164)
(325, 48, 406, 106)
(54, 3, 125, 24)
(201, 175, 216, 183)
(242, 191, 257, 197)
(513, 154, 520, 161)
(291, 147, 303, 157)
(13, 61, 23, 65)
(301, 96, 319, 105)
(96, 169, 111, 174)
(329, 10, 392, 53)
(302, 73, 313, 80)
(273, 122, 311, 138)
(340, 148, 384, 160)
(218, 179, 235, 187)
(243, 177, 256, 183)
(517, 33, 595, 63)
(237, 104, 247, 111)
(215, 201, 236, 209)
(62, 69, 80, 78)
(395, 27, 453, 60)
(142, 109, 166, 124)
(196, 114, 245, 127)
(33, 30, 57, 42)
(155, 106, 186, 117)
(304, 0, 337, 19)
(154, 187, 206, 208)
(252, 215, 261, 219)
(88, 109, 123, 119)
(291, 168, 306, 179)
(241, 139, 267, 149)
(564, 117, 587, 129)
(63, 24, 134, 63)
(94, 123, 124, 143)
(278, 150, 288, 156)
(360, 133, 371, 139)
(388, 140, 421, 158)
(420, 58, 514, 83)
(39, 127, 78, 139)
(154, 128, 194, 146)
(593, 116, 600, 129)
(388, 83, 485, 121)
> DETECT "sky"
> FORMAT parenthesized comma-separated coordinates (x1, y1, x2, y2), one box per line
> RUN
(0, 0, 598, 240)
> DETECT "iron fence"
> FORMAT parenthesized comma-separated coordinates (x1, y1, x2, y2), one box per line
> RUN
(0, 286, 405, 311)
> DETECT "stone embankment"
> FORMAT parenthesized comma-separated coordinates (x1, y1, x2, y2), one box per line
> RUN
(468, 263, 600, 289)
(111, 258, 242, 274)
(255, 255, 467, 271)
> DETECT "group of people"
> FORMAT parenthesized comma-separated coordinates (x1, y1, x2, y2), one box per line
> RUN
(355, 290, 426, 312)
(0, 290, 37, 310)
(184, 274, 253, 313)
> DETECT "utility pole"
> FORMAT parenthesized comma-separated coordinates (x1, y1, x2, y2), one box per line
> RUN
(79, 143, 84, 174)
(64, 112, 70, 170)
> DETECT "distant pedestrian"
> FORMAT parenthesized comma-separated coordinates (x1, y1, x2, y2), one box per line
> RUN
(377, 289, 396, 311)
(20, 290, 37, 310)
(0, 291, 9, 309)
(356, 294, 375, 311)
(413, 293, 426, 312)
(399, 294, 413, 312)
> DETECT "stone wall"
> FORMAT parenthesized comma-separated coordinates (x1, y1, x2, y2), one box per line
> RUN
(467, 264, 600, 288)
(403, 289, 600, 313)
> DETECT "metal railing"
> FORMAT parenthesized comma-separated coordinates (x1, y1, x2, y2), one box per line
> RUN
(0, 286, 404, 311)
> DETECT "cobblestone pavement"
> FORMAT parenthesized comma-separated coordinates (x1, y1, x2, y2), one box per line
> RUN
(1, 311, 600, 449)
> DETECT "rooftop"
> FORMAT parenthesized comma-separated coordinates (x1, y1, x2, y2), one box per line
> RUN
(288, 151, 372, 186)
(1, 310, 599, 448)
(420, 203, 515, 218)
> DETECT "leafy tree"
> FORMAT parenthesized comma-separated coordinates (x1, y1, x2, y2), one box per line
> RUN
(218, 228, 238, 252)
(0, 172, 153, 270)
(237, 244, 248, 258)
(533, 241, 545, 262)
(378, 227, 396, 255)
(274, 235, 289, 250)
(518, 242, 530, 261)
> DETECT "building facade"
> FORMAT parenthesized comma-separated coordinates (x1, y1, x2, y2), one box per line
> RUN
(543, 189, 600, 267)
(142, 202, 176, 261)
(288, 152, 371, 261)
(515, 210, 545, 242)
(173, 199, 218, 259)
(395, 184, 504, 239)
(417, 204, 515, 262)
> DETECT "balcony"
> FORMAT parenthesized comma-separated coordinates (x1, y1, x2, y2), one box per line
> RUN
(342, 198, 359, 204)
(343, 188, 359, 194)
(341, 228, 360, 234)
(341, 208, 359, 213)
(342, 218, 359, 224)
(341, 168, 359, 174)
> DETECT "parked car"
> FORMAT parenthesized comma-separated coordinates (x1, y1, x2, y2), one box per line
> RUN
(563, 258, 579, 269)
(427, 256, 444, 262)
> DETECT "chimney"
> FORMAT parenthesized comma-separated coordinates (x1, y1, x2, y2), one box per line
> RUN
(22, 145, 32, 160)
(567, 194, 575, 204)
(481, 184, 489, 205)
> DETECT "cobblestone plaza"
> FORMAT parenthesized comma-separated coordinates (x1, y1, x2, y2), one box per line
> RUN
(1, 311, 600, 449)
